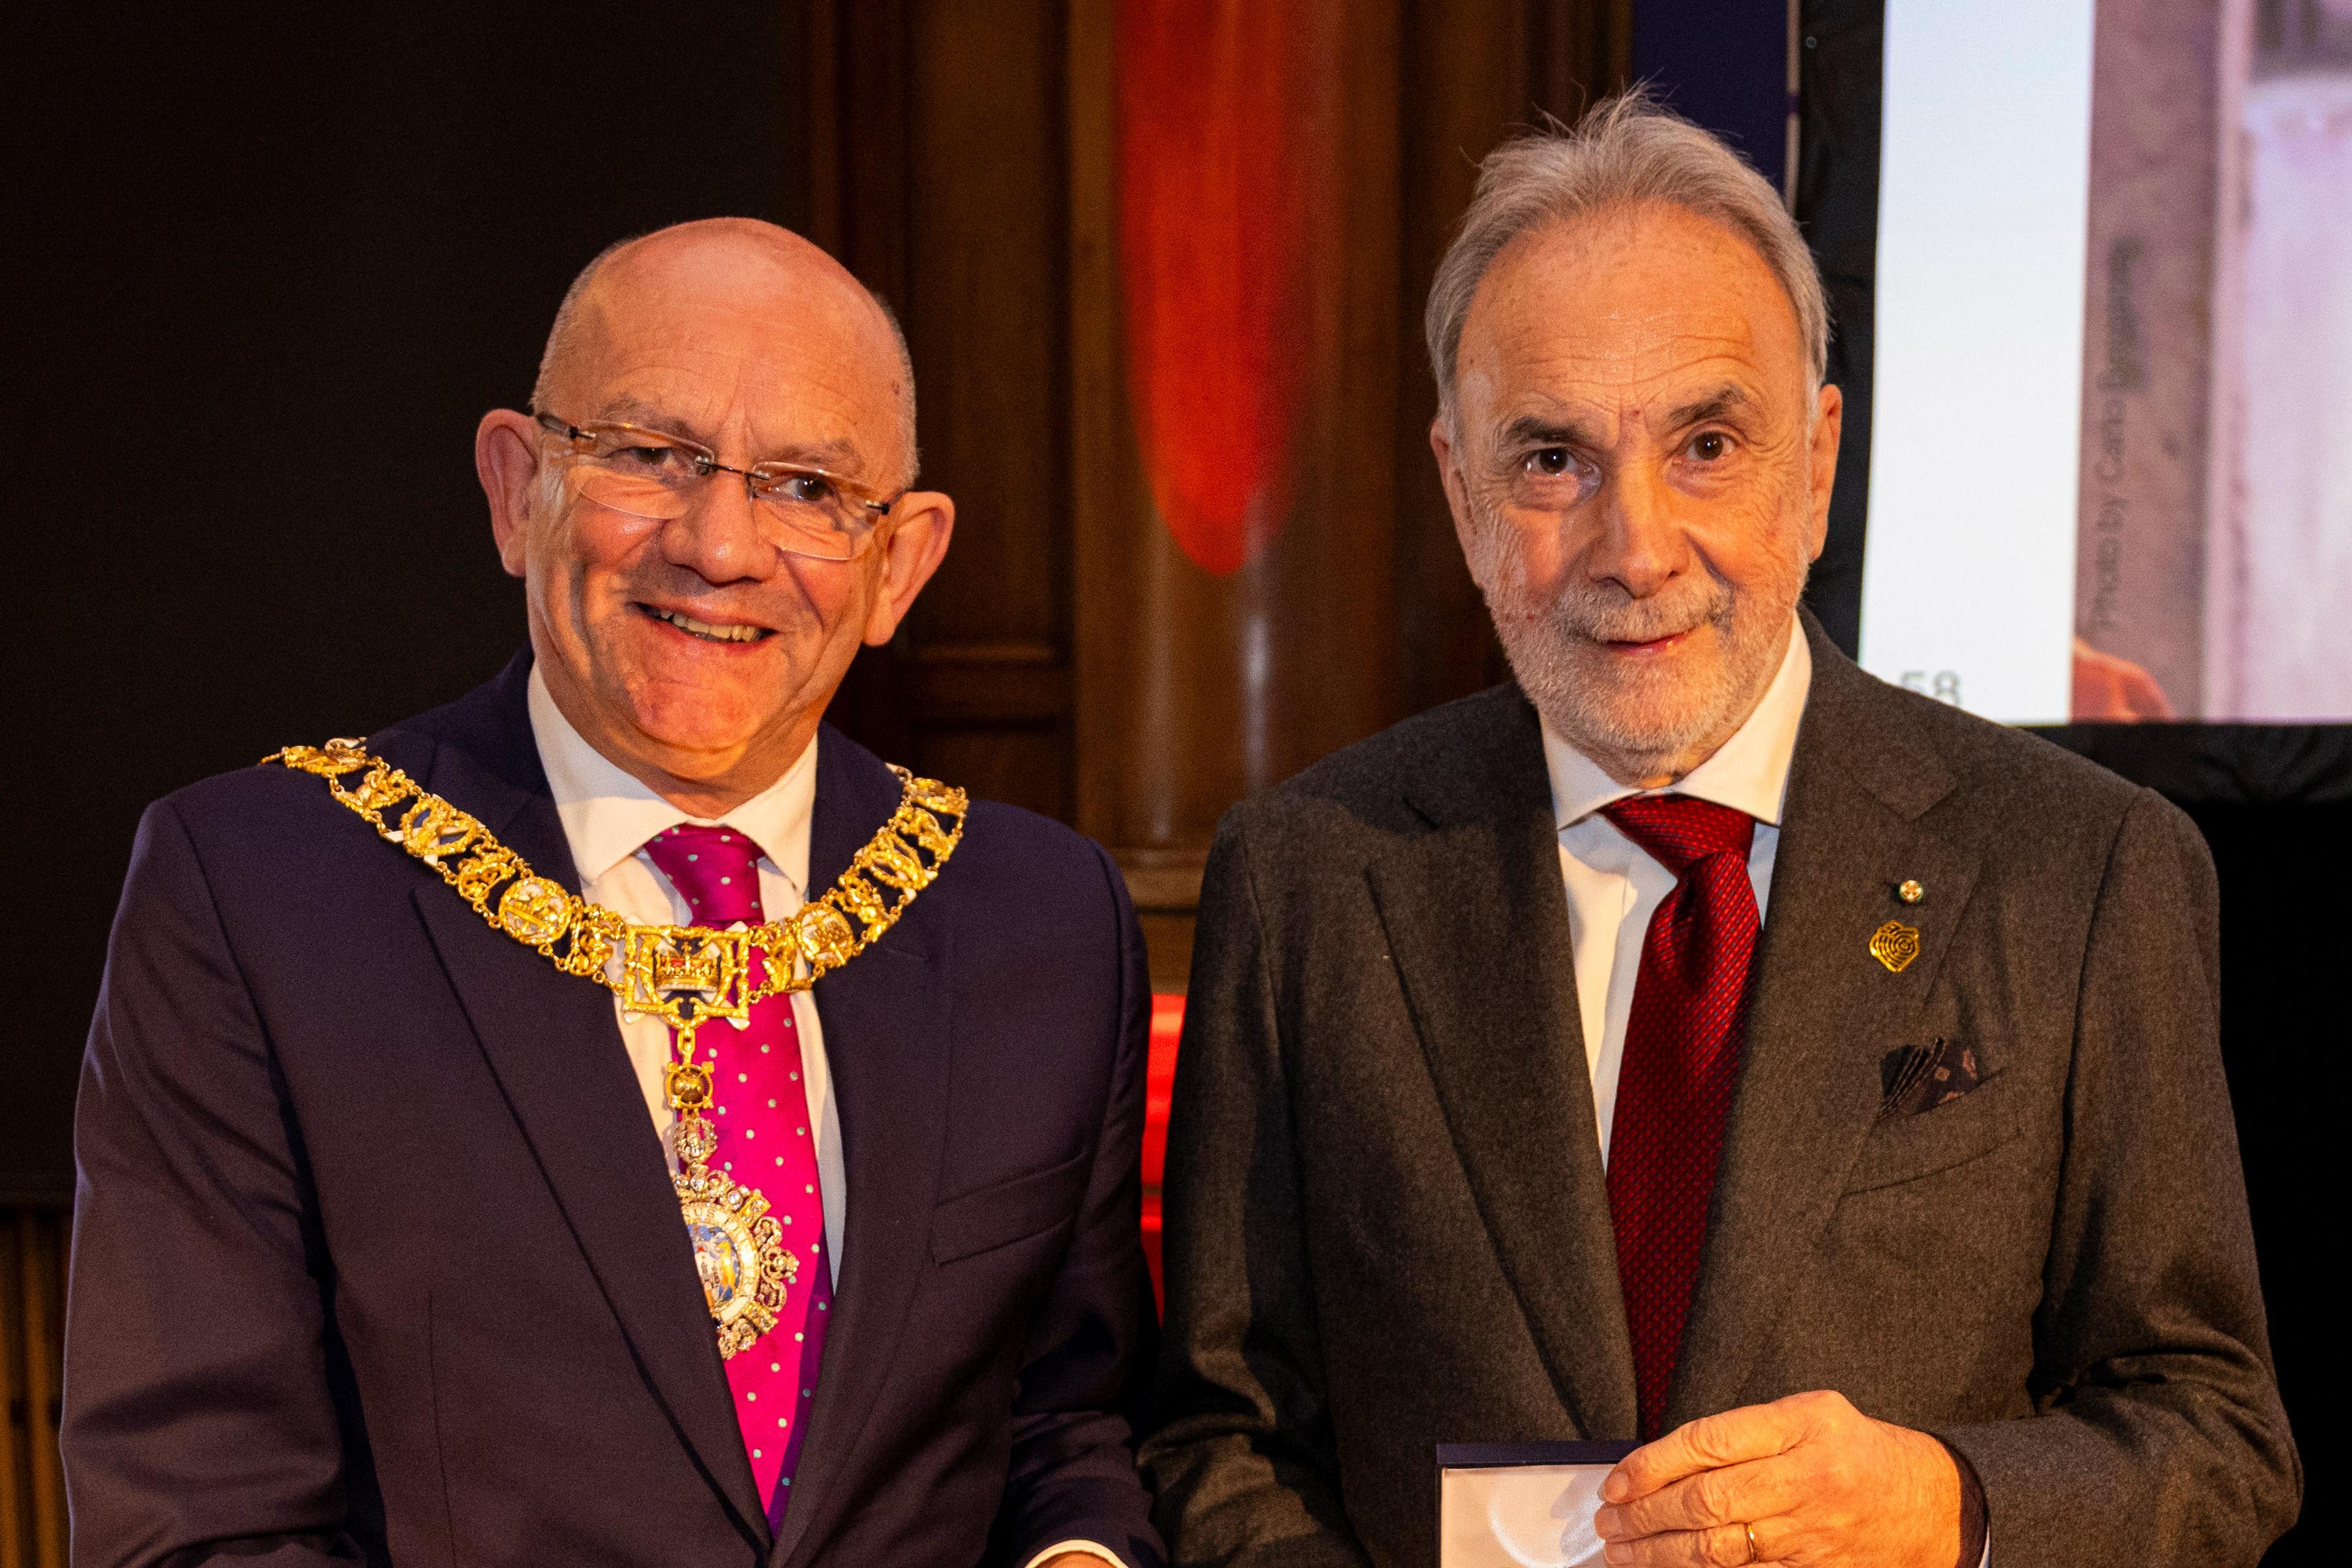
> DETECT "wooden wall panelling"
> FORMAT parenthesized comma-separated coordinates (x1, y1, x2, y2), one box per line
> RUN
(1396, 0, 1530, 720)
(1, 1219, 16, 1568)
(808, 0, 1079, 823)
(1, 1207, 67, 1568)
(899, 0, 1076, 821)
(1067, 0, 1166, 966)
(798, 0, 909, 768)
(0, 1211, 20, 1568)
(810, 0, 1630, 988)
(1526, 0, 1637, 125)
(1071, 0, 1407, 990)
(1394, 0, 1630, 718)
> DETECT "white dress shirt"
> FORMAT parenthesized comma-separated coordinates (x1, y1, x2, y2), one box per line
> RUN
(527, 669, 1121, 1568)
(527, 667, 846, 1284)
(1541, 619, 1811, 1167)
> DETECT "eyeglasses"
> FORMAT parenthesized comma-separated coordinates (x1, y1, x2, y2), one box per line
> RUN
(535, 412, 902, 563)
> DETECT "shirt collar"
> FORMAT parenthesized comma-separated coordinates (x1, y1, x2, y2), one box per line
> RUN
(1540, 615, 1812, 830)
(526, 662, 817, 895)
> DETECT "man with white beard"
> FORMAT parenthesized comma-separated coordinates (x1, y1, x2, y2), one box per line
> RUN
(1142, 95, 2297, 1568)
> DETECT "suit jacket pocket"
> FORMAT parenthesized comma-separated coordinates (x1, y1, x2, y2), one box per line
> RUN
(1843, 1075, 2030, 1193)
(930, 1150, 1090, 1265)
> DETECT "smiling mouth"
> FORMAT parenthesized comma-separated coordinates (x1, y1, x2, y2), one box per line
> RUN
(640, 604, 773, 645)
(1603, 630, 1691, 655)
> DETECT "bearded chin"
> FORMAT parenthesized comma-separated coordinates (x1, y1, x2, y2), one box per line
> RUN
(1466, 509, 1809, 780)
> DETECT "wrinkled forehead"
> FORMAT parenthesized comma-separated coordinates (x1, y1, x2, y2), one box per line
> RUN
(1458, 205, 1808, 429)
(557, 256, 908, 481)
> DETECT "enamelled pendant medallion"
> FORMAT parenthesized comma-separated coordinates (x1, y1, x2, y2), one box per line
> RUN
(265, 737, 969, 1358)
(664, 1037, 797, 1357)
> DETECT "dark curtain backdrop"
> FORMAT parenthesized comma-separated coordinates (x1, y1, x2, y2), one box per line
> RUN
(3, 3, 801, 1198)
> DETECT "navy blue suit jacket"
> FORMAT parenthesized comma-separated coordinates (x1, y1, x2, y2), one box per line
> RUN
(64, 655, 1164, 1568)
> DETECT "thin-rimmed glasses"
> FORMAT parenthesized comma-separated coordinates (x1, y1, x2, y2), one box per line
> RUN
(536, 412, 902, 563)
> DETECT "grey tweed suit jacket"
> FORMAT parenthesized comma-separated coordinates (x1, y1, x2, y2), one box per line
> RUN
(1142, 615, 2299, 1567)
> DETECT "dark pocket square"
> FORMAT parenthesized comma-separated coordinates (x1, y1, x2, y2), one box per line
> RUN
(1877, 1037, 1983, 1120)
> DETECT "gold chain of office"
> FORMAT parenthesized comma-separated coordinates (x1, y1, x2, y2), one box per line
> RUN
(263, 737, 967, 1048)
(265, 737, 968, 1360)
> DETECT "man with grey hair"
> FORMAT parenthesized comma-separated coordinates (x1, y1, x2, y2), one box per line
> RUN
(1143, 95, 2297, 1567)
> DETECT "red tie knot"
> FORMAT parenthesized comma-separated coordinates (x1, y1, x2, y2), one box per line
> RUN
(1601, 794, 1755, 876)
(642, 823, 767, 925)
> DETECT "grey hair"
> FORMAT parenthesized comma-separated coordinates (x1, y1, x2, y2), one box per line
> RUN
(1425, 88, 1829, 422)
(529, 229, 923, 487)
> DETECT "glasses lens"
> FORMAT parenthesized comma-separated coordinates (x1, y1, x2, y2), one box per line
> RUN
(588, 430, 707, 479)
(567, 464, 691, 521)
(750, 469, 867, 561)
(561, 426, 709, 521)
(552, 424, 874, 558)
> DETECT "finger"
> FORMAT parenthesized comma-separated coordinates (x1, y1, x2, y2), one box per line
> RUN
(1605, 1404, 1802, 1500)
(1595, 1455, 1805, 1539)
(1600, 1520, 1764, 1567)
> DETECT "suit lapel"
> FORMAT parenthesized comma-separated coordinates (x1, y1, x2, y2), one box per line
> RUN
(771, 731, 953, 1567)
(1667, 624, 1978, 1427)
(1366, 691, 1640, 1440)
(402, 672, 769, 1548)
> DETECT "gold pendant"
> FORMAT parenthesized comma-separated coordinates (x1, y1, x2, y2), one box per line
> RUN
(672, 1108, 797, 1359)
(265, 737, 959, 1361)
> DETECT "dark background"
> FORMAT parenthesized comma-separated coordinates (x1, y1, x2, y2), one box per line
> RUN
(4, 1, 803, 1196)
(3, 3, 2330, 1561)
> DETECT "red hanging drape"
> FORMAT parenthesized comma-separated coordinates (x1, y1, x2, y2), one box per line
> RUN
(1114, 0, 1339, 576)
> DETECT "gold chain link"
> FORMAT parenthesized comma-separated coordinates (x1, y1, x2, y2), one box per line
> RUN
(265, 737, 967, 1043)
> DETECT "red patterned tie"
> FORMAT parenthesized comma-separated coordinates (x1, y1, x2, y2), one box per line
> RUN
(1600, 795, 1761, 1440)
(642, 825, 833, 1527)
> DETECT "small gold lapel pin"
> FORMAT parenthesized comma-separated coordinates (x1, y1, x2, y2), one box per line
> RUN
(1896, 878, 1924, 905)
(1869, 919, 1922, 973)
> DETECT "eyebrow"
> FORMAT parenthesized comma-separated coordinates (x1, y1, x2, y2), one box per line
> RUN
(1663, 383, 1757, 428)
(1498, 383, 1759, 452)
(594, 396, 701, 436)
(592, 397, 869, 474)
(1500, 412, 1608, 452)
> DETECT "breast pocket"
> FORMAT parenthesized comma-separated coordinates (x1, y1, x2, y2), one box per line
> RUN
(1843, 1076, 2032, 1193)
(930, 1150, 1091, 1265)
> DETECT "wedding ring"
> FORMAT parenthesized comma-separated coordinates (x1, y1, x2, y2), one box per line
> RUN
(1743, 1521, 1761, 1563)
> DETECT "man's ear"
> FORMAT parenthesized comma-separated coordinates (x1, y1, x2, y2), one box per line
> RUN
(1429, 413, 1480, 561)
(861, 490, 955, 646)
(477, 409, 546, 578)
(1804, 382, 1844, 561)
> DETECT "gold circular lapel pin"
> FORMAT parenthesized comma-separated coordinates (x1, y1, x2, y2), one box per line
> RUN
(1869, 919, 1922, 973)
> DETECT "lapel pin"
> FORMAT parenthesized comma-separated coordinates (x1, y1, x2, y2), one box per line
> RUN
(1896, 878, 1924, 905)
(1869, 919, 1922, 973)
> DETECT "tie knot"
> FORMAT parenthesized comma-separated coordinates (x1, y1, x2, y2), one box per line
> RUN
(1601, 794, 1755, 876)
(642, 823, 766, 925)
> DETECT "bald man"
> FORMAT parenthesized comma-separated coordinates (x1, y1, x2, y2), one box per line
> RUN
(64, 221, 1163, 1568)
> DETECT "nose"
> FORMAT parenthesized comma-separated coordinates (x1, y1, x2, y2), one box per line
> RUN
(1586, 457, 1681, 599)
(660, 470, 778, 584)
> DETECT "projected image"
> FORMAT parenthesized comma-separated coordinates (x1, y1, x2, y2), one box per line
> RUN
(2077, 0, 2352, 721)
(1860, 0, 2352, 724)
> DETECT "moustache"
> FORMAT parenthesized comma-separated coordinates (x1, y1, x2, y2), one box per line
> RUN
(1495, 571, 1736, 649)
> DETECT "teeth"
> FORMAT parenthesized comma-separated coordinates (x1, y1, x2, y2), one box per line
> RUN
(652, 608, 768, 643)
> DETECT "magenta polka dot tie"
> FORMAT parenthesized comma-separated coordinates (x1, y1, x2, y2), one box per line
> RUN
(642, 824, 833, 1528)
